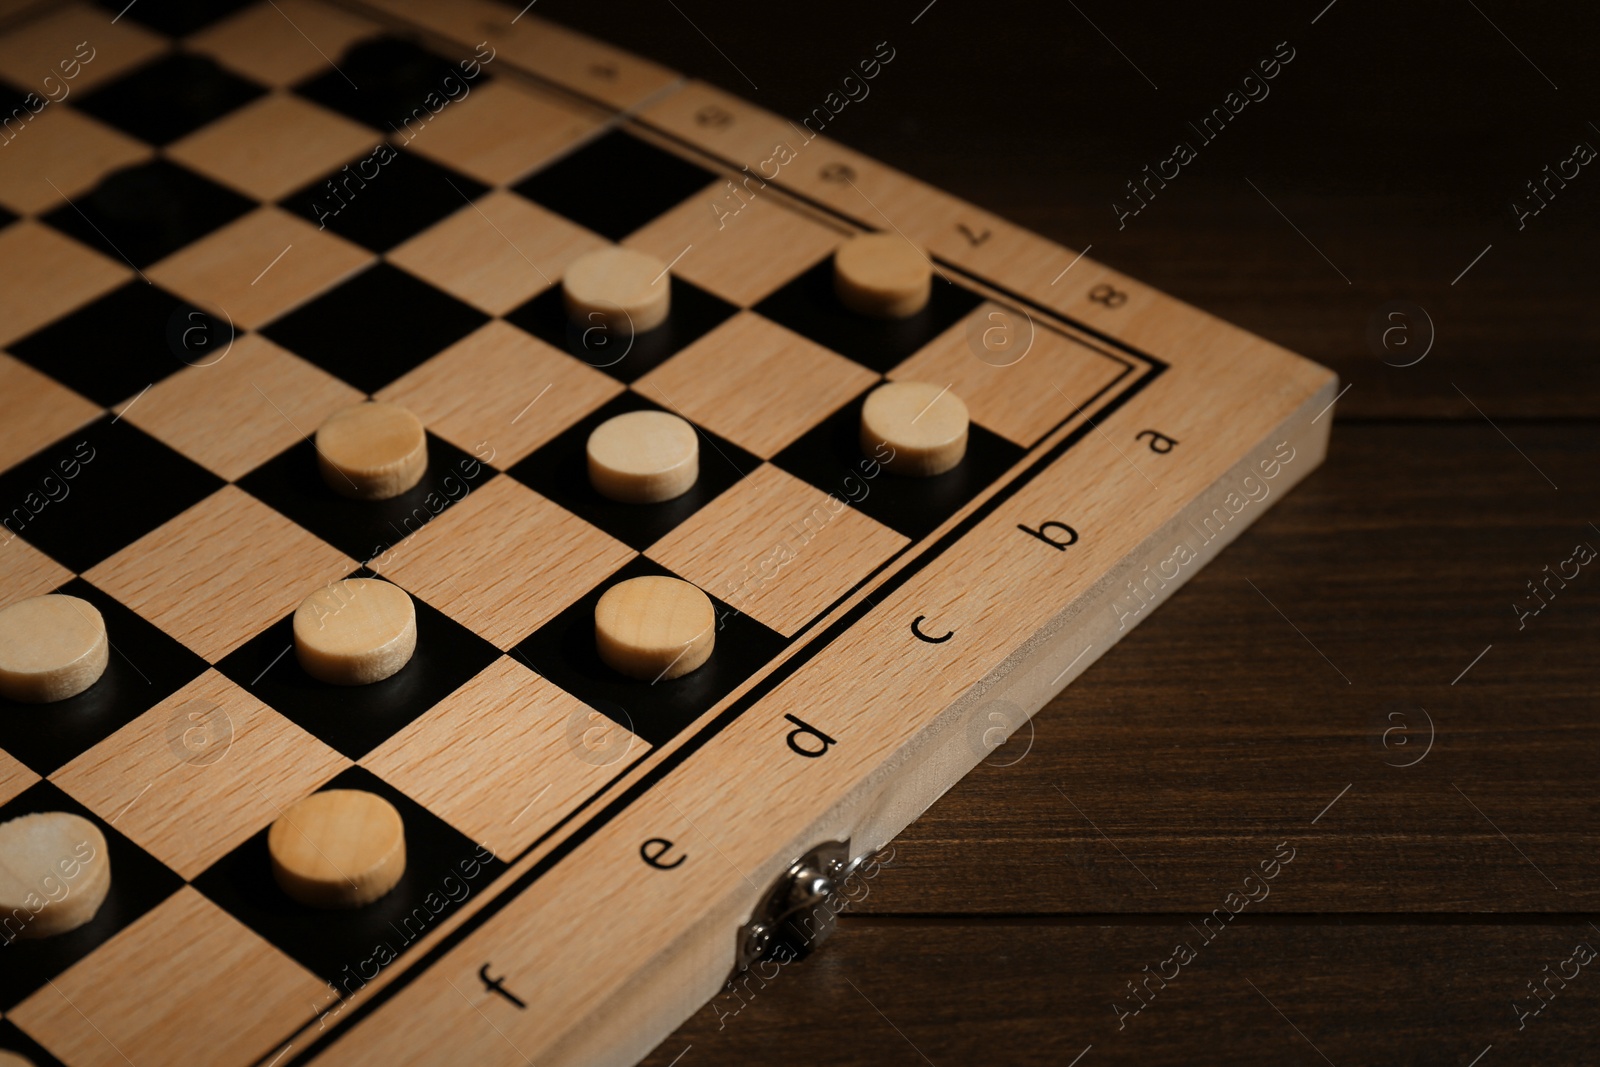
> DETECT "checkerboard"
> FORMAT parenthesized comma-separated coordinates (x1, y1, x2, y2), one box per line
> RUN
(0, 2, 1337, 1065)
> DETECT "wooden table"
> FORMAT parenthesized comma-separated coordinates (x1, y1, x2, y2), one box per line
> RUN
(531, 2, 1600, 1062)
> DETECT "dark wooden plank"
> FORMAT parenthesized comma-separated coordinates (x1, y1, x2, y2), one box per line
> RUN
(849, 422, 1600, 913)
(537, 0, 1600, 419)
(644, 919, 1600, 1066)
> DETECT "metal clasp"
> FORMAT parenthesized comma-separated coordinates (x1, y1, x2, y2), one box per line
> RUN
(732, 839, 867, 976)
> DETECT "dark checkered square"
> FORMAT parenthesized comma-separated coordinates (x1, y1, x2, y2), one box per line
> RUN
(753, 256, 985, 374)
(41, 159, 254, 268)
(8, 281, 231, 406)
(0, 417, 224, 573)
(513, 555, 785, 748)
(75, 53, 266, 146)
(191, 765, 507, 985)
(0, 78, 27, 116)
(772, 387, 1026, 540)
(295, 36, 492, 132)
(261, 263, 488, 393)
(235, 432, 495, 563)
(0, 779, 183, 1010)
(504, 275, 737, 384)
(279, 147, 488, 253)
(0, 578, 207, 775)
(214, 575, 501, 760)
(91, 0, 255, 36)
(512, 129, 718, 240)
(508, 391, 759, 552)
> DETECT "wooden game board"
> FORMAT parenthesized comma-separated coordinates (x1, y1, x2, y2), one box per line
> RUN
(0, 1, 1336, 1064)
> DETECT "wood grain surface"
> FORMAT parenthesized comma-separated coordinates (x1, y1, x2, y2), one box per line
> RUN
(527, 1, 1600, 1062)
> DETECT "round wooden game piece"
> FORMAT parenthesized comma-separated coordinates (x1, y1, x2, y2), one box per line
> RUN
(0, 594, 109, 703)
(833, 232, 932, 319)
(269, 789, 406, 909)
(0, 812, 111, 939)
(562, 246, 671, 334)
(587, 410, 699, 504)
(0, 1051, 36, 1067)
(315, 401, 428, 501)
(294, 578, 417, 686)
(860, 381, 970, 477)
(594, 576, 715, 682)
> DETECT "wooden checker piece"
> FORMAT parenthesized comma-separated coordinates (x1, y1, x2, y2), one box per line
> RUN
(315, 401, 429, 501)
(0, 594, 108, 703)
(0, 811, 110, 938)
(834, 232, 933, 319)
(594, 575, 715, 681)
(268, 789, 406, 909)
(586, 409, 698, 503)
(860, 380, 971, 476)
(0, 7, 1339, 1066)
(294, 578, 417, 685)
(562, 246, 671, 334)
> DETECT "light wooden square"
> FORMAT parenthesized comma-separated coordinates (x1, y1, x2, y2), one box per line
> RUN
(365, 657, 643, 859)
(147, 207, 373, 330)
(52, 670, 348, 878)
(0, 352, 101, 472)
(0, 222, 129, 347)
(387, 191, 604, 315)
(0, 746, 37, 806)
(0, 106, 149, 215)
(187, 0, 381, 88)
(166, 91, 377, 202)
(11, 887, 323, 1067)
(0, 5, 167, 93)
(625, 189, 845, 307)
(377, 321, 621, 468)
(633, 311, 876, 459)
(85, 486, 355, 661)
(404, 79, 601, 186)
(119, 333, 361, 481)
(0, 535, 73, 605)
(374, 475, 634, 650)
(648, 464, 907, 635)
(889, 303, 1131, 447)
